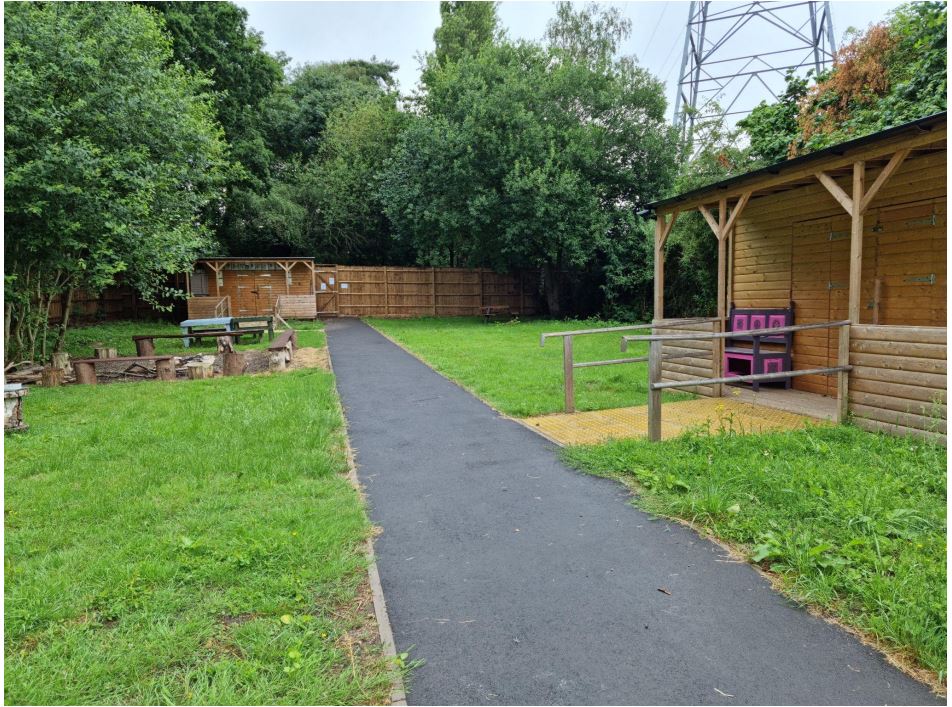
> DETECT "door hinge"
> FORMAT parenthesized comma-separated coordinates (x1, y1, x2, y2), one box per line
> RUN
(828, 281, 847, 290)
(904, 274, 936, 285)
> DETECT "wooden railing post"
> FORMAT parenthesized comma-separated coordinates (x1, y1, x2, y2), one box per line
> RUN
(563, 335, 575, 413)
(836, 323, 851, 423)
(648, 338, 662, 441)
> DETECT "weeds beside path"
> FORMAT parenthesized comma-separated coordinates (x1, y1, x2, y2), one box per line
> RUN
(564, 424, 948, 685)
(5, 366, 394, 704)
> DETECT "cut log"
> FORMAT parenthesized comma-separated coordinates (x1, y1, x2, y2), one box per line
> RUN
(186, 361, 214, 380)
(41, 366, 65, 387)
(269, 349, 289, 371)
(222, 351, 245, 376)
(217, 336, 236, 354)
(135, 338, 156, 356)
(94, 347, 118, 359)
(155, 358, 176, 381)
(51, 352, 72, 374)
(74, 361, 97, 385)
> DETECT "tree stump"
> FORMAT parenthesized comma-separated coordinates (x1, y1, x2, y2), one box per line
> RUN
(269, 349, 288, 371)
(155, 358, 176, 381)
(222, 351, 245, 376)
(217, 336, 235, 354)
(74, 361, 97, 385)
(135, 338, 155, 356)
(186, 361, 214, 380)
(94, 346, 117, 359)
(51, 352, 72, 375)
(40, 366, 65, 387)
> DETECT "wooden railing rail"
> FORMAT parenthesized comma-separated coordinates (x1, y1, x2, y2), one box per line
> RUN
(540, 323, 653, 413)
(629, 320, 853, 441)
(214, 296, 231, 318)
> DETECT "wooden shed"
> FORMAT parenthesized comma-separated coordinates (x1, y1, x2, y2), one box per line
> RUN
(647, 112, 947, 441)
(186, 258, 318, 320)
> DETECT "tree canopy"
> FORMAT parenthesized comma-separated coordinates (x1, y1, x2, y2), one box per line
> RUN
(5, 1, 225, 359)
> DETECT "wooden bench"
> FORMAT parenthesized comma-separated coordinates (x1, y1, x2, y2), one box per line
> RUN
(267, 330, 297, 371)
(72, 355, 176, 385)
(232, 316, 275, 341)
(132, 329, 265, 356)
(482, 306, 516, 323)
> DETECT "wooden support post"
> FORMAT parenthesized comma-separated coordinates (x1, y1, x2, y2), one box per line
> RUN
(155, 358, 176, 381)
(431, 267, 437, 316)
(849, 161, 866, 324)
(872, 277, 882, 325)
(563, 335, 575, 413)
(653, 218, 664, 321)
(648, 338, 662, 441)
(384, 267, 390, 316)
(74, 361, 97, 385)
(715, 198, 727, 397)
(477, 268, 484, 314)
(836, 324, 850, 423)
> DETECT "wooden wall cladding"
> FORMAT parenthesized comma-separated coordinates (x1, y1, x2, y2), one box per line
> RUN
(655, 319, 716, 397)
(848, 324, 947, 443)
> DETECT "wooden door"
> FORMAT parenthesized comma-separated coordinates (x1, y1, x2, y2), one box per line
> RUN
(315, 266, 339, 315)
(253, 271, 276, 315)
(235, 272, 255, 316)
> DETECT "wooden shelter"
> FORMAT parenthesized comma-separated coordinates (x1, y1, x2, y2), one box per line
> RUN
(646, 112, 947, 441)
(186, 258, 318, 320)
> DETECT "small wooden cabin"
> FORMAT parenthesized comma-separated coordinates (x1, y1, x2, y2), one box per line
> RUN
(186, 258, 318, 320)
(647, 112, 947, 441)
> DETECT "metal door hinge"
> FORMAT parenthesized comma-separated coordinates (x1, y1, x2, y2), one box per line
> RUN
(904, 274, 936, 285)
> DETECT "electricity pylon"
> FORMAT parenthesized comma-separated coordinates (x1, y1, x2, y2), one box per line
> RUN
(673, 1, 836, 147)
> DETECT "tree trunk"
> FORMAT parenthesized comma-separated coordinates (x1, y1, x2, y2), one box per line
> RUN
(543, 263, 561, 317)
(53, 286, 76, 353)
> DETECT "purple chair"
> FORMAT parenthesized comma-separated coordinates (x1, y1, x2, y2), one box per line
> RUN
(724, 305, 794, 390)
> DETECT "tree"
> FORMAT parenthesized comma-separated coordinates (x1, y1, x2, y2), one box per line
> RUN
(4, 2, 225, 359)
(140, 2, 285, 253)
(382, 3, 676, 315)
(433, 1, 499, 67)
(303, 98, 411, 263)
(740, 2, 946, 160)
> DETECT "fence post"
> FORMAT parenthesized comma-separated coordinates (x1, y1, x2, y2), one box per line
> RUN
(563, 335, 575, 413)
(648, 338, 662, 441)
(836, 323, 850, 423)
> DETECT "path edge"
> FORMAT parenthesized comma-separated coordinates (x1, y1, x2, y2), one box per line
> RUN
(324, 331, 408, 706)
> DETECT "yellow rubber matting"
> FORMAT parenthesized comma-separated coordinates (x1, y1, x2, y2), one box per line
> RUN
(524, 397, 826, 445)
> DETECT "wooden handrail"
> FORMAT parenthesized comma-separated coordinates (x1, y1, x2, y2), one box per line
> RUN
(642, 319, 853, 441)
(622, 319, 850, 347)
(540, 323, 649, 344)
(539, 323, 651, 413)
(651, 365, 851, 390)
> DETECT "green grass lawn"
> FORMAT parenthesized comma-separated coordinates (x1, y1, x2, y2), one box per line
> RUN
(564, 424, 947, 681)
(366, 317, 688, 417)
(5, 368, 394, 704)
(60, 319, 325, 359)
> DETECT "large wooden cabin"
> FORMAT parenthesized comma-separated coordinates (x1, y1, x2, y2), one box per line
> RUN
(186, 258, 318, 320)
(646, 112, 947, 442)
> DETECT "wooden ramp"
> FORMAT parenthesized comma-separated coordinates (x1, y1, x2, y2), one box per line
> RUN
(523, 396, 828, 446)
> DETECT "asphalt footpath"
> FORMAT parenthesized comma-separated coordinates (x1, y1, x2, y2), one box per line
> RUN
(325, 318, 939, 706)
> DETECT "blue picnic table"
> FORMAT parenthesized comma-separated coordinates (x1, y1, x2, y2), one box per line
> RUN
(179, 317, 235, 348)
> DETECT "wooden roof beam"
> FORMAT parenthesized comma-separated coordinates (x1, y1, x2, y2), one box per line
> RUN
(860, 148, 911, 214)
(658, 209, 680, 248)
(815, 171, 853, 214)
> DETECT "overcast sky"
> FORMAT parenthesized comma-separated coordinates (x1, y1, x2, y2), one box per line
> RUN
(235, 0, 903, 121)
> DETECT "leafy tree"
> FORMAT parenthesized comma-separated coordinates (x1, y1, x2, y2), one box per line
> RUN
(382, 3, 676, 315)
(303, 98, 412, 263)
(140, 1, 285, 252)
(740, 2, 946, 160)
(4, 2, 225, 359)
(432, 1, 499, 67)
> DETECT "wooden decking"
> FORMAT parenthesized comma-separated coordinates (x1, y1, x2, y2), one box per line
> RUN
(522, 389, 834, 446)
